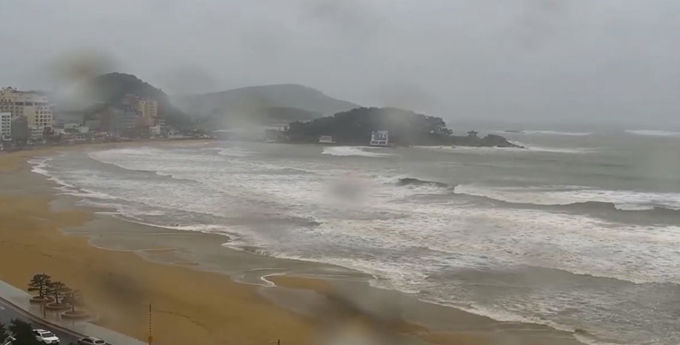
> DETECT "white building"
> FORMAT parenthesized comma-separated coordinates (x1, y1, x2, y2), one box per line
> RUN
(318, 135, 335, 144)
(369, 130, 389, 146)
(29, 126, 44, 141)
(0, 87, 53, 130)
(150, 125, 162, 136)
(0, 112, 11, 141)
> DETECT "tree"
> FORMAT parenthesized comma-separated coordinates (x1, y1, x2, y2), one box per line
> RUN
(46, 281, 70, 305)
(27, 274, 52, 299)
(0, 321, 8, 344)
(9, 319, 41, 345)
(285, 107, 456, 145)
(62, 289, 84, 312)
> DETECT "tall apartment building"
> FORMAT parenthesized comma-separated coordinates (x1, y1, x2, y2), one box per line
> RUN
(138, 99, 158, 118)
(0, 87, 53, 130)
(0, 112, 11, 140)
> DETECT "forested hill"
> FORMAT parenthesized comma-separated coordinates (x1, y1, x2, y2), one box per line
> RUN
(285, 107, 453, 145)
(284, 107, 521, 148)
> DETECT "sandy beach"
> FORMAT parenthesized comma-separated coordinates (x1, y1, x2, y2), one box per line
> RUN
(0, 143, 583, 345)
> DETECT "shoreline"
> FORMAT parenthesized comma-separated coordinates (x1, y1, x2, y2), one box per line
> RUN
(0, 142, 584, 345)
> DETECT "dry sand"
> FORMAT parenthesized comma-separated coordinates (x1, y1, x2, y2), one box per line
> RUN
(0, 144, 582, 345)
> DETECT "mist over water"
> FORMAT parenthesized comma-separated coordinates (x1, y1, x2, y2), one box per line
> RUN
(31, 130, 680, 345)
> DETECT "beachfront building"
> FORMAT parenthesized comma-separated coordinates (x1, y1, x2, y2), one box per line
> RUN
(29, 126, 44, 141)
(318, 135, 335, 144)
(0, 87, 53, 137)
(150, 125, 162, 137)
(112, 106, 142, 136)
(0, 112, 11, 141)
(138, 99, 158, 118)
(369, 130, 389, 146)
(11, 116, 28, 143)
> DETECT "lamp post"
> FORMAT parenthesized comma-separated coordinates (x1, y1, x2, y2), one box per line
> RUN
(148, 303, 153, 345)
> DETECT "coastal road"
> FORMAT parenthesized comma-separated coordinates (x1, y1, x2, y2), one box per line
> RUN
(0, 299, 79, 344)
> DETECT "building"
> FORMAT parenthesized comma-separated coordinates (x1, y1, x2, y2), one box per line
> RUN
(112, 106, 141, 136)
(124, 94, 140, 108)
(0, 87, 53, 135)
(138, 99, 158, 118)
(369, 130, 389, 146)
(84, 119, 101, 132)
(0, 112, 11, 141)
(150, 125, 162, 137)
(318, 135, 335, 144)
(29, 126, 44, 141)
(59, 123, 89, 134)
(11, 116, 28, 143)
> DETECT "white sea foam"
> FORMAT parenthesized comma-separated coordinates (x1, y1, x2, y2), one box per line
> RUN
(454, 183, 680, 211)
(416, 144, 592, 154)
(625, 129, 680, 137)
(217, 147, 255, 157)
(61, 189, 119, 201)
(40, 144, 680, 345)
(28, 156, 77, 189)
(76, 147, 680, 285)
(322, 146, 394, 157)
(522, 130, 593, 136)
(511, 141, 596, 154)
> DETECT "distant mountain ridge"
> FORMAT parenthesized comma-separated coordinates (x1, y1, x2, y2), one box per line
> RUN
(170, 84, 359, 126)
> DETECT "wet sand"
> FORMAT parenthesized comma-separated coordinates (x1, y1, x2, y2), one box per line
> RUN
(0, 144, 583, 345)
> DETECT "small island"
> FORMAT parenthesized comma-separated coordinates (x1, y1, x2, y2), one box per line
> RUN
(281, 107, 522, 148)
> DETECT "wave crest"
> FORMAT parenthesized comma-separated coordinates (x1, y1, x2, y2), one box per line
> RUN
(322, 146, 394, 157)
(396, 177, 450, 188)
(522, 130, 592, 136)
(454, 184, 680, 211)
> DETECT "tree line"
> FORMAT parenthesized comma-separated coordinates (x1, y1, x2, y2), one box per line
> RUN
(28, 274, 82, 312)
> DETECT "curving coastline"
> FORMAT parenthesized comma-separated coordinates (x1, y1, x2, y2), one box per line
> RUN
(0, 143, 589, 345)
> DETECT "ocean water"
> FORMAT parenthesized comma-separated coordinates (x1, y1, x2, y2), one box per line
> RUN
(30, 130, 680, 345)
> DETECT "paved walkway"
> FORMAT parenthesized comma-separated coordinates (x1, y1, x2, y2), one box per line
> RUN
(0, 279, 147, 345)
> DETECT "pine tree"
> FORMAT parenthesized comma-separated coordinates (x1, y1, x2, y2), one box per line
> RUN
(46, 281, 69, 305)
(62, 289, 83, 312)
(27, 274, 52, 299)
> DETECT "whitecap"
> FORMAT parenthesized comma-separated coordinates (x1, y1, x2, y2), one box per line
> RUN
(522, 130, 593, 136)
(454, 183, 680, 210)
(322, 146, 394, 157)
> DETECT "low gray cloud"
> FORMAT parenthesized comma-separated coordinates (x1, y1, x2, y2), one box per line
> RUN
(1, 0, 679, 126)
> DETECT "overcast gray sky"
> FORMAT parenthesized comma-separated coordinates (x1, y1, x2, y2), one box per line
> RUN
(1, 0, 679, 125)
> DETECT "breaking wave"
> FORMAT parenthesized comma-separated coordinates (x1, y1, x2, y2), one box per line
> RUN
(522, 130, 592, 136)
(322, 146, 394, 157)
(454, 183, 680, 211)
(396, 177, 450, 188)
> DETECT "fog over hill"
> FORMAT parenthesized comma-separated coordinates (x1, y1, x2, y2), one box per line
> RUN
(171, 84, 359, 127)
